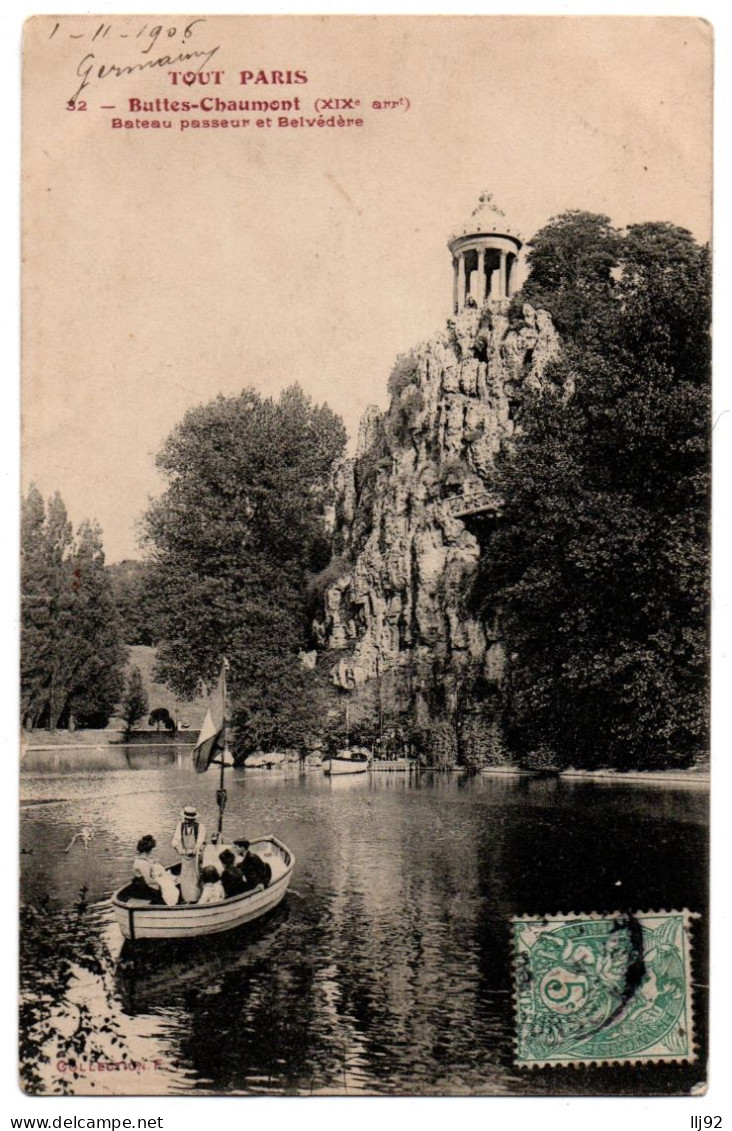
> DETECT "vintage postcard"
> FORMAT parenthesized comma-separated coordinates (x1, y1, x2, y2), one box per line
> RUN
(20, 15, 711, 1097)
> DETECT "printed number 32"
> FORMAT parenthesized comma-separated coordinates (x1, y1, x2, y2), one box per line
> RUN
(66, 101, 87, 111)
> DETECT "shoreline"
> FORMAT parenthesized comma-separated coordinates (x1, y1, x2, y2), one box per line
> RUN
(479, 766, 709, 786)
(20, 741, 709, 786)
(19, 732, 709, 786)
(23, 742, 197, 752)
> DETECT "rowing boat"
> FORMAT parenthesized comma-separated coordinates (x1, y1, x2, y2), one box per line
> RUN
(111, 834, 295, 941)
(111, 661, 297, 941)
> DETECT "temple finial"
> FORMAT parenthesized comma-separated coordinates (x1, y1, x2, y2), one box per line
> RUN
(472, 192, 506, 220)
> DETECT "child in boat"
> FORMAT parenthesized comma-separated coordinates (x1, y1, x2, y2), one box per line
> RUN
(197, 865, 225, 905)
(218, 848, 246, 897)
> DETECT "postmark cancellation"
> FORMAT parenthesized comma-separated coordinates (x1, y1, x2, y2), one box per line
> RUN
(511, 910, 697, 1068)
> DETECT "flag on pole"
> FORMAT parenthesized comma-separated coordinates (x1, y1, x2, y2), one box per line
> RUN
(193, 661, 232, 773)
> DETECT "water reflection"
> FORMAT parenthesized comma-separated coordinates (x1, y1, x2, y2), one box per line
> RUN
(21, 758, 708, 1095)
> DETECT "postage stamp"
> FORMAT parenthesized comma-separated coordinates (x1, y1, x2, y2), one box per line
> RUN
(512, 911, 697, 1067)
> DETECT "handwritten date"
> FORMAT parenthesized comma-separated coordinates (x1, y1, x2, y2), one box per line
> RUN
(49, 19, 207, 55)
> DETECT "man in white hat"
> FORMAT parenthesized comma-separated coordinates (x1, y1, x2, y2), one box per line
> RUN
(172, 805, 206, 902)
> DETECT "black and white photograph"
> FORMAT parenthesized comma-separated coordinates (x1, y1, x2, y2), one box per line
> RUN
(18, 13, 712, 1102)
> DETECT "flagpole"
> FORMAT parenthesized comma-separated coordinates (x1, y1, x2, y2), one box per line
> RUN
(215, 658, 230, 839)
(217, 754, 226, 838)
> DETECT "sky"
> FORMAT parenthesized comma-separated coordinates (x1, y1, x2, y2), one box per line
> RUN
(22, 15, 712, 561)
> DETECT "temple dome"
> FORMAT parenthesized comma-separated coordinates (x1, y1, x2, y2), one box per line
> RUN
(448, 192, 522, 246)
(448, 193, 522, 311)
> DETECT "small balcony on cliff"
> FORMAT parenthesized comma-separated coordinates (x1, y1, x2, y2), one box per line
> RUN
(443, 488, 503, 522)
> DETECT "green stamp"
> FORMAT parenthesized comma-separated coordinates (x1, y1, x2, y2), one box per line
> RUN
(512, 910, 697, 1067)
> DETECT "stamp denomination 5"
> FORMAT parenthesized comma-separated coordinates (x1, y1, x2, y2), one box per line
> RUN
(512, 910, 697, 1067)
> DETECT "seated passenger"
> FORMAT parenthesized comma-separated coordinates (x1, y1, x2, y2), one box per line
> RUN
(234, 839, 272, 891)
(151, 859, 181, 906)
(218, 849, 246, 898)
(197, 865, 225, 905)
(201, 831, 224, 875)
(129, 835, 166, 904)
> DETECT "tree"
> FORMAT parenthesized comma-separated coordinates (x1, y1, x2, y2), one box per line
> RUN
(106, 559, 155, 645)
(520, 210, 621, 342)
(21, 488, 127, 730)
(473, 216, 710, 770)
(64, 521, 129, 728)
(21, 486, 71, 728)
(144, 384, 347, 755)
(149, 706, 175, 732)
(121, 666, 149, 735)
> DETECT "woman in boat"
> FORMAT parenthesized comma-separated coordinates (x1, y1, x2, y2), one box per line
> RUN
(171, 805, 206, 903)
(129, 835, 179, 905)
(197, 865, 225, 905)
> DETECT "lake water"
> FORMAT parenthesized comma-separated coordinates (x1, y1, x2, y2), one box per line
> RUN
(20, 754, 709, 1096)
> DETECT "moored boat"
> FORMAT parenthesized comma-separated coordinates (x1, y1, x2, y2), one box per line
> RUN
(324, 697, 369, 775)
(324, 748, 370, 775)
(112, 834, 295, 941)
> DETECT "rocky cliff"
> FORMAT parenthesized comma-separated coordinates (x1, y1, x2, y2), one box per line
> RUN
(312, 301, 560, 766)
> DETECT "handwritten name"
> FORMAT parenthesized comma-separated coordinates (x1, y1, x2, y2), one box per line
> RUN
(71, 45, 222, 102)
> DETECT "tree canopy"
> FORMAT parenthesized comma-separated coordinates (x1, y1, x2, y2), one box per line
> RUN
(21, 487, 127, 729)
(473, 212, 710, 770)
(106, 560, 156, 646)
(519, 211, 621, 337)
(144, 384, 347, 754)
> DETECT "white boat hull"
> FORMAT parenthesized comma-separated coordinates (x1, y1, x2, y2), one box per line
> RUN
(324, 758, 369, 775)
(112, 836, 294, 941)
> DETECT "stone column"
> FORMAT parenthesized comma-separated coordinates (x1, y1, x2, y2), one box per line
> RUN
(452, 258, 459, 314)
(499, 250, 507, 299)
(457, 253, 466, 313)
(477, 248, 486, 306)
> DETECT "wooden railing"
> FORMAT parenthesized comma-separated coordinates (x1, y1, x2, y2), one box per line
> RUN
(444, 490, 503, 520)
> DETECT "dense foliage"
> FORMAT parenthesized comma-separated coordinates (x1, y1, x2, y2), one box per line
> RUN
(20, 890, 129, 1094)
(144, 385, 347, 754)
(149, 706, 176, 731)
(106, 559, 156, 645)
(21, 488, 127, 730)
(520, 210, 622, 340)
(473, 213, 710, 769)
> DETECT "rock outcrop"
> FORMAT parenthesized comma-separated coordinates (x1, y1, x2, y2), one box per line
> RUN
(313, 301, 560, 764)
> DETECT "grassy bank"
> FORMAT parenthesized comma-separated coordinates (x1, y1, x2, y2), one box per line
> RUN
(122, 645, 209, 730)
